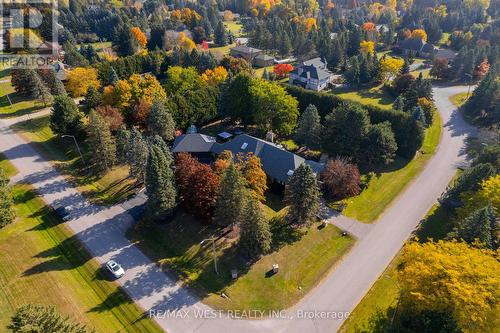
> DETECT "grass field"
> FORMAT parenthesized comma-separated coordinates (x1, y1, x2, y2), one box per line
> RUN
(340, 188, 456, 333)
(129, 206, 354, 312)
(0, 153, 18, 178)
(0, 77, 45, 118)
(0, 181, 162, 332)
(224, 21, 244, 37)
(343, 110, 442, 223)
(331, 84, 395, 110)
(449, 92, 468, 107)
(11, 116, 138, 205)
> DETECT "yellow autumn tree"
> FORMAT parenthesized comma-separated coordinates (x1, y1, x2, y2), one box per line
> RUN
(103, 74, 165, 110)
(305, 17, 317, 32)
(411, 29, 428, 42)
(359, 40, 375, 55)
(380, 57, 404, 79)
(177, 32, 195, 51)
(130, 27, 147, 49)
(398, 240, 500, 333)
(455, 175, 500, 220)
(66, 67, 101, 97)
(237, 153, 268, 202)
(200, 66, 228, 86)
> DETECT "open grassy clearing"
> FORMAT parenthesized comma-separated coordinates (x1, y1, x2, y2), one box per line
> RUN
(343, 109, 442, 223)
(0, 182, 162, 332)
(0, 77, 45, 118)
(209, 42, 236, 59)
(129, 204, 354, 312)
(331, 84, 395, 110)
(340, 184, 457, 333)
(11, 116, 138, 205)
(224, 21, 244, 37)
(449, 92, 468, 107)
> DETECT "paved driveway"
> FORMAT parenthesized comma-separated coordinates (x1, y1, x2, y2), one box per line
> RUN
(0, 85, 474, 333)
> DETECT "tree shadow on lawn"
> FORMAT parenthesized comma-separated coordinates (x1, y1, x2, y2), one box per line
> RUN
(127, 210, 309, 305)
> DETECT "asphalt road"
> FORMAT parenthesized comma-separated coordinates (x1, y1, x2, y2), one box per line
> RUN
(0, 85, 474, 333)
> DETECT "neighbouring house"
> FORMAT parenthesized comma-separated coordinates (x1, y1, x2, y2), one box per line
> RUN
(172, 132, 324, 184)
(254, 54, 275, 67)
(288, 57, 333, 91)
(229, 45, 262, 63)
(394, 38, 437, 58)
(235, 37, 249, 45)
(434, 48, 457, 63)
(52, 61, 69, 81)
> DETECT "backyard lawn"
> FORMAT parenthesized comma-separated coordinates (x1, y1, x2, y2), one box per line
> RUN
(11, 116, 138, 205)
(0, 153, 18, 178)
(0, 77, 45, 118)
(343, 110, 442, 223)
(0, 181, 162, 332)
(331, 84, 395, 110)
(129, 206, 354, 312)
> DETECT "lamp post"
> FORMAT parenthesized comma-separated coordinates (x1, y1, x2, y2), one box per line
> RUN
(61, 134, 85, 166)
(200, 237, 218, 275)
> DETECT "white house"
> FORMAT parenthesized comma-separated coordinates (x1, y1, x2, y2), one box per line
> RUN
(288, 58, 333, 91)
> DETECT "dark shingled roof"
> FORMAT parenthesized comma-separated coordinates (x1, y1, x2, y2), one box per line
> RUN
(211, 134, 324, 183)
(172, 133, 324, 183)
(398, 38, 425, 51)
(172, 134, 216, 153)
(290, 59, 331, 81)
(230, 45, 262, 54)
(435, 48, 457, 60)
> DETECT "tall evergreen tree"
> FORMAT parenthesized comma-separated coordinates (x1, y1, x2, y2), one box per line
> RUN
(87, 110, 116, 173)
(9, 304, 92, 333)
(239, 195, 272, 259)
(81, 86, 102, 114)
(322, 103, 370, 160)
(147, 101, 176, 142)
(214, 163, 246, 228)
(31, 72, 53, 106)
(115, 127, 131, 165)
(126, 127, 149, 181)
(145, 142, 177, 220)
(295, 104, 322, 148)
(214, 21, 228, 46)
(0, 168, 14, 228)
(363, 122, 398, 166)
(284, 164, 320, 226)
(448, 205, 498, 249)
(50, 95, 83, 136)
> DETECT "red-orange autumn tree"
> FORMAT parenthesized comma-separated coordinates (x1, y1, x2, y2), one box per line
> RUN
(273, 64, 294, 78)
(175, 153, 220, 221)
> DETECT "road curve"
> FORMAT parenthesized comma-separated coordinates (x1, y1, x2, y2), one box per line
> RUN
(0, 85, 474, 333)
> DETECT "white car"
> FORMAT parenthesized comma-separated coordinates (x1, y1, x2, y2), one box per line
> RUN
(105, 260, 125, 279)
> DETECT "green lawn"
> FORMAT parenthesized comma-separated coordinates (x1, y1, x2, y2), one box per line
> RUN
(0, 78, 45, 118)
(340, 185, 456, 333)
(0, 182, 162, 332)
(129, 209, 354, 312)
(343, 109, 442, 222)
(11, 116, 138, 205)
(449, 92, 468, 107)
(331, 84, 395, 110)
(209, 43, 236, 59)
(0, 153, 18, 178)
(224, 21, 244, 37)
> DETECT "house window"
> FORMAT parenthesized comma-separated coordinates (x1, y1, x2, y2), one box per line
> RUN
(241, 142, 248, 150)
(287, 169, 294, 176)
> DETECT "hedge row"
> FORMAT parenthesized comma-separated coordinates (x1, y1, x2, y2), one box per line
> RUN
(285, 85, 424, 158)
